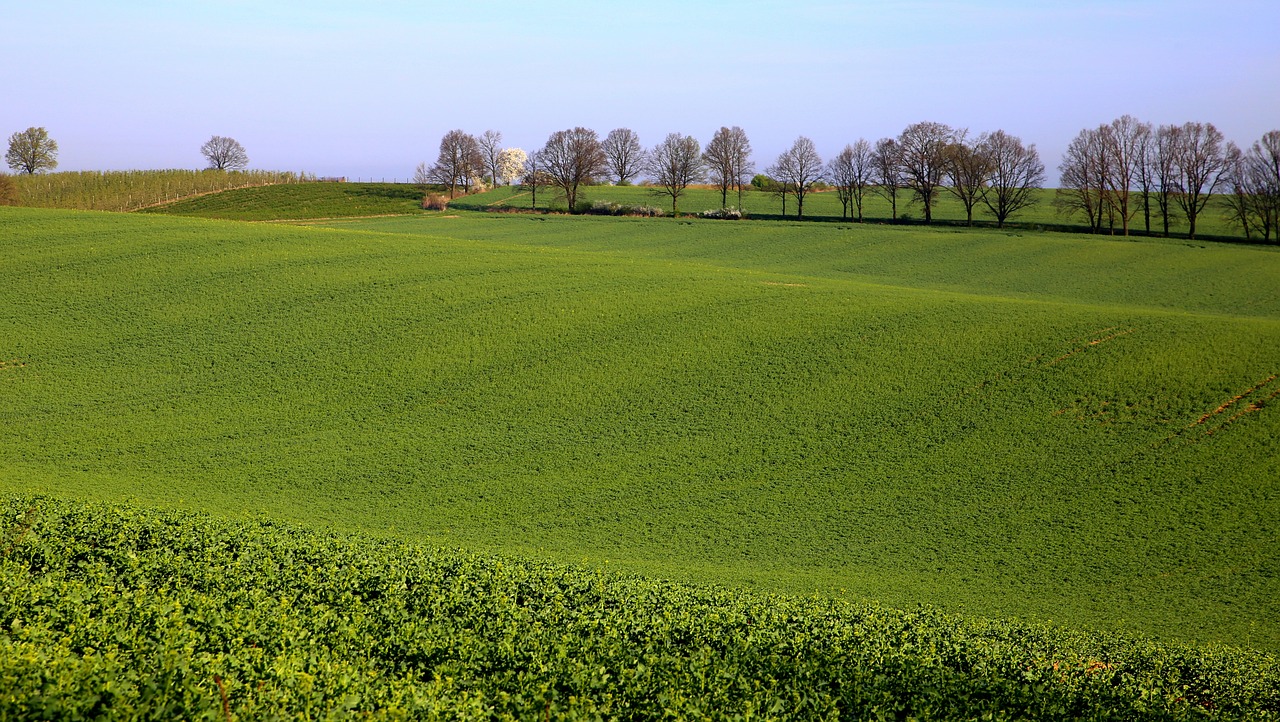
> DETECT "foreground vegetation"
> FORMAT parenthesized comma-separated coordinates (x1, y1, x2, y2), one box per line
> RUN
(4, 494, 1277, 720)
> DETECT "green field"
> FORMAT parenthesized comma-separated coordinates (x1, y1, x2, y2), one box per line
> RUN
(133, 179, 1256, 241)
(140, 181, 426, 220)
(3, 204, 1278, 657)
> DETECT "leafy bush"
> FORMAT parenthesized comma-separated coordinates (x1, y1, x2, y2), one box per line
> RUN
(699, 206, 744, 220)
(3, 494, 1279, 720)
(422, 193, 449, 211)
(583, 199, 664, 217)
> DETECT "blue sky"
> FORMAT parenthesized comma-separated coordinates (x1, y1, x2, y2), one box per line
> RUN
(4, 0, 1277, 180)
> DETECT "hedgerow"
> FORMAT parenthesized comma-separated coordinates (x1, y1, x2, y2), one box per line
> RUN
(2, 495, 1277, 720)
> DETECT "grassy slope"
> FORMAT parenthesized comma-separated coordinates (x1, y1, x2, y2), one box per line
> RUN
(1, 207, 1278, 652)
(141, 180, 1256, 241)
(141, 181, 427, 220)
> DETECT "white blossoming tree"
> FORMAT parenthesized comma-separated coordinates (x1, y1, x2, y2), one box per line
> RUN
(496, 147, 527, 186)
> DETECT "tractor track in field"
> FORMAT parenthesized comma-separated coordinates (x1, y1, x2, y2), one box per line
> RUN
(1046, 328, 1135, 367)
(946, 325, 1138, 408)
(1154, 374, 1279, 447)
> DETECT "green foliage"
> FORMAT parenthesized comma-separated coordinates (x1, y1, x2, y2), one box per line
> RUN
(12, 169, 309, 212)
(1, 206, 1279, 657)
(3, 494, 1278, 720)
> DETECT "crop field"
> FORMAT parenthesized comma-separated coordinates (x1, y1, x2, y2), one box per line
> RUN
(144, 181, 426, 220)
(3, 203, 1278, 661)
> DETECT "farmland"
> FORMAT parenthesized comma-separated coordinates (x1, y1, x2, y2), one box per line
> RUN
(4, 203, 1278, 642)
(2, 199, 1279, 716)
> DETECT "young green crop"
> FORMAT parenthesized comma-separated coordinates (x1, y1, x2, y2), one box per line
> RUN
(1, 207, 1278, 654)
(142, 181, 429, 220)
(4, 494, 1277, 720)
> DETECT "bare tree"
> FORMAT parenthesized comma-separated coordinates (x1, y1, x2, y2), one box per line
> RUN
(703, 126, 754, 209)
(200, 135, 248, 171)
(1136, 126, 1157, 234)
(826, 140, 873, 221)
(1223, 135, 1280, 242)
(1222, 143, 1259, 240)
(648, 132, 704, 215)
(727, 127, 755, 209)
(429, 130, 483, 198)
(944, 131, 991, 226)
(540, 127, 608, 212)
(1055, 127, 1109, 233)
(1100, 115, 1150, 236)
(6, 127, 59, 174)
(1170, 121, 1230, 240)
(522, 150, 549, 210)
(768, 136, 824, 219)
(897, 121, 955, 223)
(412, 161, 433, 192)
(1246, 130, 1280, 241)
(477, 130, 504, 188)
(1153, 125, 1182, 236)
(871, 137, 904, 221)
(602, 128, 645, 186)
(977, 130, 1045, 228)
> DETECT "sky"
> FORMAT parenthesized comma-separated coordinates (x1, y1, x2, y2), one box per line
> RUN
(4, 0, 1278, 181)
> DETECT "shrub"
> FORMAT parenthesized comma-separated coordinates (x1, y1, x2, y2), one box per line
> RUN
(699, 206, 743, 220)
(422, 193, 448, 211)
(583, 200, 664, 217)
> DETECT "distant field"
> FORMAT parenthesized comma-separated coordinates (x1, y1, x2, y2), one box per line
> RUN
(3, 206, 1277, 652)
(141, 181, 428, 220)
(134, 179, 1258, 241)
(457, 183, 1250, 240)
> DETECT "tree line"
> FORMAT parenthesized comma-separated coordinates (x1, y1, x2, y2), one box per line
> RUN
(1057, 117, 1280, 241)
(417, 122, 1279, 239)
(413, 125, 1043, 226)
(8, 122, 1278, 241)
